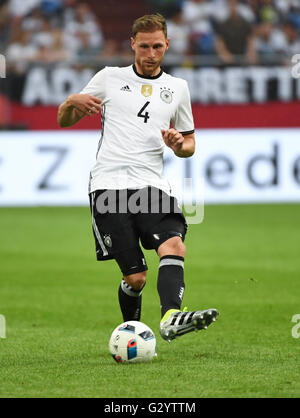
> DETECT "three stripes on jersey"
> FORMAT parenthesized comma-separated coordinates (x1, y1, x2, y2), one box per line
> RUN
(120, 85, 132, 92)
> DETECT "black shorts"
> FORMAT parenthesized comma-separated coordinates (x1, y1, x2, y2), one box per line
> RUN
(89, 187, 187, 276)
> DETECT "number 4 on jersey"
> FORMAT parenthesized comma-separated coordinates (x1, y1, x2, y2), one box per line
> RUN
(137, 101, 150, 123)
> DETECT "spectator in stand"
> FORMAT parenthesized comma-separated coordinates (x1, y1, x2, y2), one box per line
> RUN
(35, 28, 73, 63)
(251, 0, 300, 61)
(3, 0, 300, 68)
(21, 7, 45, 32)
(6, 0, 42, 48)
(274, 0, 300, 15)
(254, 21, 286, 63)
(31, 17, 56, 50)
(63, 2, 104, 58)
(273, 0, 300, 30)
(166, 7, 190, 56)
(40, 0, 62, 17)
(50, 28, 73, 61)
(20, 7, 73, 64)
(282, 1, 300, 31)
(146, 0, 184, 17)
(213, 0, 255, 23)
(255, 0, 279, 24)
(281, 20, 300, 59)
(182, 0, 215, 54)
(215, 0, 258, 64)
(6, 30, 37, 73)
(63, 0, 87, 26)
(7, 0, 42, 18)
(0, 0, 9, 47)
(99, 39, 120, 58)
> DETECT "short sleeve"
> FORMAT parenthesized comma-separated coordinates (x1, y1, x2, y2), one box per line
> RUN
(80, 67, 107, 100)
(172, 80, 195, 135)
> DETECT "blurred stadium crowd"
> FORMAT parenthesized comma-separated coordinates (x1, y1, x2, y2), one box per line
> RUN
(0, 0, 300, 74)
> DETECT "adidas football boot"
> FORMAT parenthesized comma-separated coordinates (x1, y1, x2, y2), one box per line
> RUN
(160, 307, 219, 342)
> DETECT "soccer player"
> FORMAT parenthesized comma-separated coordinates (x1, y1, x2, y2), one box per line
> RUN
(57, 14, 218, 341)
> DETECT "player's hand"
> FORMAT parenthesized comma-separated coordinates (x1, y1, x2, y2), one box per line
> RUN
(67, 94, 102, 117)
(161, 128, 184, 153)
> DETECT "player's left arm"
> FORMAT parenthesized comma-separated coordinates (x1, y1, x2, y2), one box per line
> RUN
(161, 129, 195, 158)
(165, 80, 195, 158)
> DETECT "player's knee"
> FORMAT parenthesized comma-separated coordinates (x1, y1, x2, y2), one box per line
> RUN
(158, 236, 186, 258)
(124, 271, 147, 291)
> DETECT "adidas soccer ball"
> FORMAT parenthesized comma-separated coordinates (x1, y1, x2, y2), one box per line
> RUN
(109, 320, 157, 364)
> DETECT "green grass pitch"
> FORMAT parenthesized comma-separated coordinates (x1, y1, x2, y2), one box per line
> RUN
(0, 204, 299, 398)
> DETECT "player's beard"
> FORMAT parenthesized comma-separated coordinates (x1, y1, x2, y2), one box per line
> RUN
(137, 57, 163, 77)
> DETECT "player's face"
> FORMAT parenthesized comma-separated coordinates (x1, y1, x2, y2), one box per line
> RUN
(131, 30, 170, 77)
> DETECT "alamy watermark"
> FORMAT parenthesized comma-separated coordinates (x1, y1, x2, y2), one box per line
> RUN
(94, 179, 204, 225)
(291, 54, 300, 79)
(291, 314, 300, 339)
(0, 54, 6, 78)
(0, 314, 6, 339)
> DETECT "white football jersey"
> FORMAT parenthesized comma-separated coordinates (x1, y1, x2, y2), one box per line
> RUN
(80, 65, 194, 195)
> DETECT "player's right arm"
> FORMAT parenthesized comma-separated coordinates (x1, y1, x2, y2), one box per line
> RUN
(57, 94, 102, 128)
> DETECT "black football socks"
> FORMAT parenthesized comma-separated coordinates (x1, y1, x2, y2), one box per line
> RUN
(118, 279, 143, 321)
(157, 255, 185, 318)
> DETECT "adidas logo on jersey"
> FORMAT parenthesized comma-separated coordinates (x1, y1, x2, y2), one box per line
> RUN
(120, 85, 132, 92)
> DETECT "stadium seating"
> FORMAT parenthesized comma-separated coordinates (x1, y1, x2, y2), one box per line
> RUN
(88, 0, 149, 41)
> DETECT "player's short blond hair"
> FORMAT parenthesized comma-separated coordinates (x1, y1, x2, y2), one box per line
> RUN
(132, 13, 167, 39)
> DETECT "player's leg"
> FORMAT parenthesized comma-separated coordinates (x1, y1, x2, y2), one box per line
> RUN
(157, 235, 218, 341)
(123, 271, 147, 291)
(118, 274, 146, 322)
(158, 233, 219, 340)
(141, 212, 218, 341)
(140, 211, 187, 319)
(135, 188, 188, 318)
(157, 236, 186, 317)
(90, 189, 148, 322)
(115, 248, 148, 322)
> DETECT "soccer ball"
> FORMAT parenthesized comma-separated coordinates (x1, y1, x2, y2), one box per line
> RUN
(109, 320, 157, 364)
